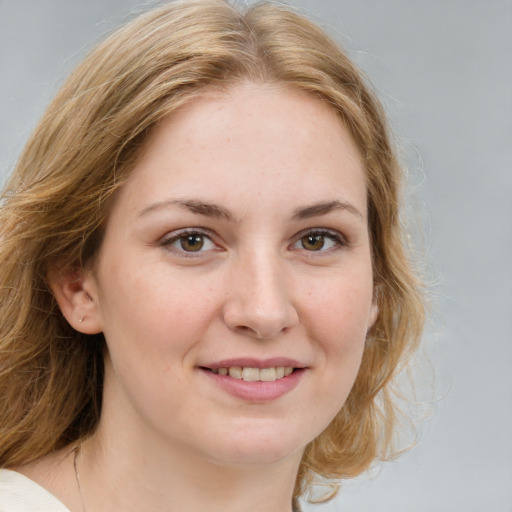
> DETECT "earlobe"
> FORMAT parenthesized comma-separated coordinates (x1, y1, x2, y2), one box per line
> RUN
(47, 265, 103, 335)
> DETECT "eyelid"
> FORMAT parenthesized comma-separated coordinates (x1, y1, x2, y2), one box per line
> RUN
(158, 227, 348, 257)
(159, 227, 220, 257)
(290, 228, 349, 252)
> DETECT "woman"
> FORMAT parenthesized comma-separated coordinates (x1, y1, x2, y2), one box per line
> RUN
(0, 1, 424, 510)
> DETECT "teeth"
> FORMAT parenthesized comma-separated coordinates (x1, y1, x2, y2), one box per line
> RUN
(242, 367, 260, 381)
(214, 366, 295, 382)
(260, 368, 276, 381)
(228, 367, 242, 379)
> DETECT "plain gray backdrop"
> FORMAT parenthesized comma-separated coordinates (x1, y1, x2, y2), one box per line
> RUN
(1, 1, 511, 510)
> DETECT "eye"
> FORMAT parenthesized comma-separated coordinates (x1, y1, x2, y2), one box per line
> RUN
(160, 230, 216, 255)
(292, 230, 346, 252)
(176, 234, 208, 252)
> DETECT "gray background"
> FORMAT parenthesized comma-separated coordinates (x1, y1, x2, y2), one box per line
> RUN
(1, 1, 511, 510)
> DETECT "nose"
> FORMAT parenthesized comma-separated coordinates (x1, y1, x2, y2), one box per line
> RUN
(222, 250, 299, 340)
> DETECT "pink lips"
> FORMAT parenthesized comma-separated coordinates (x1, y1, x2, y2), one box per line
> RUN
(199, 358, 306, 402)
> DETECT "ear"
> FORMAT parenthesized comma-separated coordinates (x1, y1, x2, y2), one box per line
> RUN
(367, 299, 379, 331)
(47, 265, 103, 335)
(367, 285, 381, 333)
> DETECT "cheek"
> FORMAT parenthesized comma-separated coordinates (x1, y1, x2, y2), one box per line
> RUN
(95, 262, 210, 420)
(301, 270, 373, 411)
(96, 259, 220, 362)
(304, 270, 374, 347)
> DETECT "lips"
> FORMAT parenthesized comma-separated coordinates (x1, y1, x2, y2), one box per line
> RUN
(199, 358, 306, 401)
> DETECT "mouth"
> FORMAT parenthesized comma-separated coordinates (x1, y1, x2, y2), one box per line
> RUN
(198, 359, 306, 401)
(201, 366, 297, 382)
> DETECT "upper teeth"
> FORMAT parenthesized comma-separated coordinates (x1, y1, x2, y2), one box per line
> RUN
(213, 366, 294, 382)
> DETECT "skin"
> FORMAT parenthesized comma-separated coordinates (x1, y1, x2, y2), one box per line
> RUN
(33, 82, 377, 512)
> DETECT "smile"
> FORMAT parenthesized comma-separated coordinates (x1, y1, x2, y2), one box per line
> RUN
(199, 358, 306, 400)
(209, 366, 295, 382)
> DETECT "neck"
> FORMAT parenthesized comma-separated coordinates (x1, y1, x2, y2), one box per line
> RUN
(77, 426, 302, 512)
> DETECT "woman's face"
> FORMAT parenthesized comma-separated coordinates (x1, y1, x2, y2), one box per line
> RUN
(82, 83, 377, 467)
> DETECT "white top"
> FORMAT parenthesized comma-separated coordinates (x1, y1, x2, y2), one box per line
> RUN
(0, 469, 70, 512)
(0, 468, 303, 511)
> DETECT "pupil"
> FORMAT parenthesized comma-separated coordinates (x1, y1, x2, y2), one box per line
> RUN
(303, 235, 324, 251)
(182, 235, 203, 252)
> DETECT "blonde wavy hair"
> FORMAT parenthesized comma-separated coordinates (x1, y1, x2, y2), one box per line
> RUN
(0, 0, 424, 502)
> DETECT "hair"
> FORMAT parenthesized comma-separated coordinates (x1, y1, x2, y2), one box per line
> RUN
(0, 0, 425, 503)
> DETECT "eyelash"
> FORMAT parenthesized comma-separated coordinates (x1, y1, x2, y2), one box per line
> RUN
(159, 228, 218, 257)
(159, 228, 348, 257)
(292, 229, 348, 254)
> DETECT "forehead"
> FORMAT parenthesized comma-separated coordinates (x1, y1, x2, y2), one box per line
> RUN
(115, 82, 367, 220)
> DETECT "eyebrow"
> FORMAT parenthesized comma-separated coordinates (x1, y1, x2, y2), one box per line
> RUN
(138, 198, 363, 222)
(292, 200, 364, 220)
(138, 199, 234, 220)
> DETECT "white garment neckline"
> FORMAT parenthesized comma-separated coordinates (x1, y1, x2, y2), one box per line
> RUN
(0, 468, 71, 512)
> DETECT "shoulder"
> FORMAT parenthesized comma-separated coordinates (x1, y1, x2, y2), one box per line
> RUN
(0, 469, 70, 512)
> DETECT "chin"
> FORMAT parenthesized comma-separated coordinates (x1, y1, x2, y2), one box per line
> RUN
(201, 422, 309, 468)
(213, 444, 304, 469)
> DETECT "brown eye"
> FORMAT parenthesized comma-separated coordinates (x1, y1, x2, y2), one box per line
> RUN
(292, 230, 345, 253)
(301, 234, 326, 251)
(161, 230, 216, 256)
(179, 234, 204, 252)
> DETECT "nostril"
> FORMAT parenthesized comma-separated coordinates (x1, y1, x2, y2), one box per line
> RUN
(223, 295, 299, 340)
(236, 325, 255, 334)
(235, 324, 282, 340)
